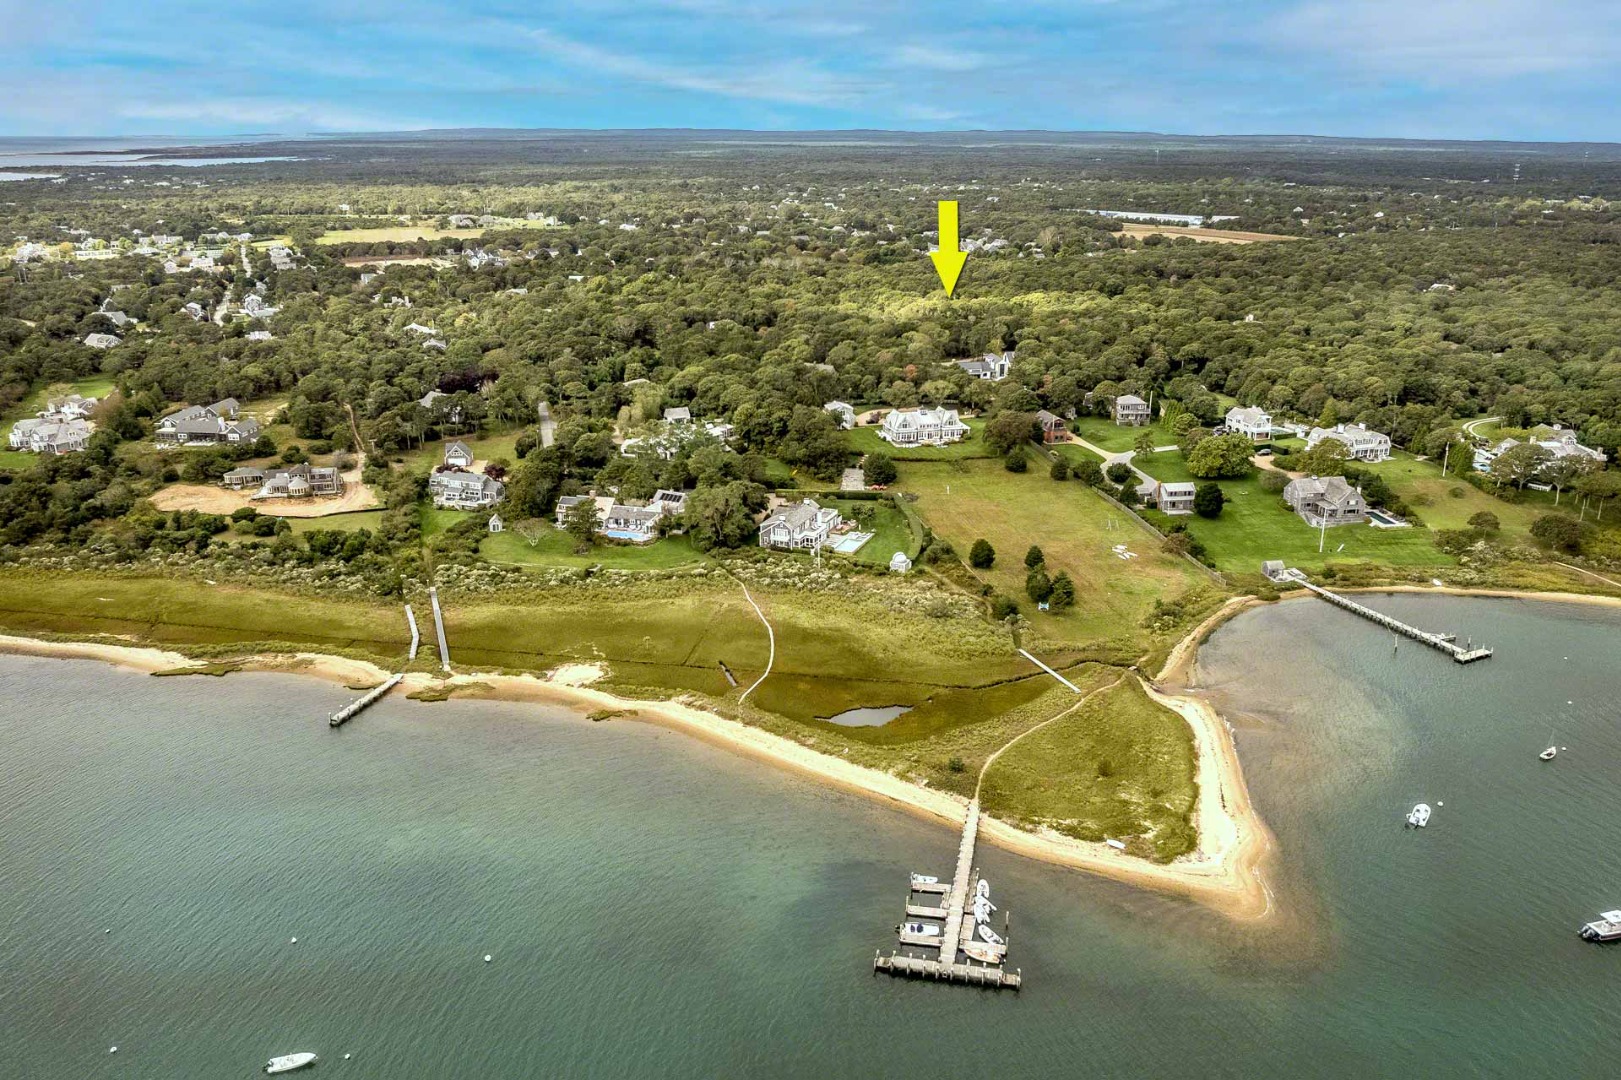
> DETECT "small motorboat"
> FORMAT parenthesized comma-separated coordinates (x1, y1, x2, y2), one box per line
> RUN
(975, 879, 991, 899)
(901, 922, 940, 938)
(1580, 910, 1621, 942)
(1539, 746, 1558, 761)
(963, 942, 1002, 963)
(973, 897, 996, 924)
(264, 1052, 318, 1074)
(1406, 803, 1431, 828)
(909, 873, 939, 886)
(978, 924, 1005, 946)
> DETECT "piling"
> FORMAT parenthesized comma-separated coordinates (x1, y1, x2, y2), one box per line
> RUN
(329, 673, 403, 727)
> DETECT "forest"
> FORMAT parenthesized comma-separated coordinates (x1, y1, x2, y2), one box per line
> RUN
(2, 131, 1621, 589)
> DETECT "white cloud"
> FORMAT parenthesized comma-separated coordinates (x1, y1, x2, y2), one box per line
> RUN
(118, 98, 424, 132)
(893, 44, 993, 72)
(1265, 0, 1621, 79)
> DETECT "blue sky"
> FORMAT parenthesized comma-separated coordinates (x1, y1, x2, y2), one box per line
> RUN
(2, 0, 1617, 141)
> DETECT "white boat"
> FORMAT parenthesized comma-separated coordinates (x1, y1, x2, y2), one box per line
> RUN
(963, 942, 1002, 963)
(1406, 803, 1431, 828)
(901, 921, 940, 938)
(978, 924, 1005, 946)
(1539, 746, 1557, 761)
(973, 897, 995, 924)
(909, 873, 939, 886)
(975, 879, 991, 899)
(264, 1052, 318, 1074)
(1580, 910, 1621, 942)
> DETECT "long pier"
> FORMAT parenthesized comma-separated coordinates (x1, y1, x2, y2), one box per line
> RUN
(404, 604, 421, 661)
(1283, 569, 1492, 663)
(329, 673, 403, 727)
(874, 799, 1021, 990)
(428, 587, 451, 672)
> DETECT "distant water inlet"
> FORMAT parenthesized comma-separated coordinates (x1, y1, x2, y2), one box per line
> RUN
(820, 704, 910, 726)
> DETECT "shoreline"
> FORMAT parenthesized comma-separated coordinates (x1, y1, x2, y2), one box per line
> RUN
(10, 578, 1613, 920)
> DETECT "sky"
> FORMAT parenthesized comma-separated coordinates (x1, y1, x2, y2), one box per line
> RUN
(1, 0, 1617, 142)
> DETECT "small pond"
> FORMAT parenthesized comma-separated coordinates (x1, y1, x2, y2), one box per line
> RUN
(820, 704, 910, 727)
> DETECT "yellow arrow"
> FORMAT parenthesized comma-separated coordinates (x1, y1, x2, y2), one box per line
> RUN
(930, 200, 968, 297)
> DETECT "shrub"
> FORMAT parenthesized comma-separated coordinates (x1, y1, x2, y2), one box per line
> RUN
(1258, 470, 1288, 493)
(1003, 449, 1028, 473)
(990, 594, 1020, 620)
(1467, 510, 1501, 534)
(1105, 461, 1133, 485)
(1193, 482, 1225, 518)
(863, 452, 897, 486)
(1049, 457, 1070, 481)
(1530, 514, 1584, 553)
(1071, 458, 1103, 486)
(947, 756, 966, 773)
(969, 538, 995, 568)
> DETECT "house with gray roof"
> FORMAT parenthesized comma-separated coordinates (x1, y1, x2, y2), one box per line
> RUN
(154, 399, 258, 446)
(83, 332, 122, 349)
(758, 498, 842, 550)
(1283, 475, 1367, 527)
(444, 441, 475, 469)
(1306, 423, 1391, 463)
(957, 351, 1013, 381)
(9, 416, 91, 454)
(429, 469, 505, 509)
(1224, 406, 1273, 442)
(1156, 481, 1198, 514)
(1112, 394, 1150, 426)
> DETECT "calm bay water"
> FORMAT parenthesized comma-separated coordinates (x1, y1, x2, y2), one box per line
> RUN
(4, 594, 1621, 1078)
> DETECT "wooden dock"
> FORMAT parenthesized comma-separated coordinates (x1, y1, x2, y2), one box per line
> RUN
(1286, 571, 1492, 663)
(329, 673, 403, 727)
(428, 587, 451, 672)
(875, 799, 1021, 991)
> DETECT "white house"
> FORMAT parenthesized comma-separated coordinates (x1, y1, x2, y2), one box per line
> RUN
(9, 416, 91, 454)
(444, 440, 475, 469)
(824, 400, 856, 429)
(1474, 427, 1606, 474)
(663, 406, 693, 424)
(878, 406, 970, 447)
(1224, 406, 1273, 443)
(83, 332, 121, 349)
(430, 469, 505, 509)
(956, 351, 1013, 381)
(1112, 394, 1150, 426)
(46, 394, 99, 420)
(1306, 423, 1391, 462)
(758, 499, 842, 550)
(1156, 482, 1198, 514)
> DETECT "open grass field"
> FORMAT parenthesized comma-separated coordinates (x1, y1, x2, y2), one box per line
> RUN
(1132, 449, 1196, 484)
(896, 459, 1210, 651)
(1069, 415, 1177, 454)
(979, 676, 1198, 861)
(481, 526, 708, 570)
(1118, 222, 1300, 244)
(1360, 452, 1588, 541)
(313, 220, 558, 245)
(1141, 472, 1451, 572)
(395, 430, 523, 474)
(0, 449, 39, 470)
(845, 418, 990, 460)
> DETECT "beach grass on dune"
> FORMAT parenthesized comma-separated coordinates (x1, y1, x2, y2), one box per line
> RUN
(978, 677, 1199, 862)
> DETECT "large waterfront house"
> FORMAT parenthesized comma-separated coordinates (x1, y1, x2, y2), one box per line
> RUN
(1474, 427, 1607, 475)
(956, 351, 1013, 381)
(429, 469, 505, 509)
(758, 498, 843, 550)
(555, 488, 687, 543)
(155, 399, 259, 446)
(824, 400, 856, 429)
(1112, 394, 1151, 426)
(222, 463, 345, 500)
(1283, 475, 1368, 527)
(83, 332, 122, 349)
(9, 416, 91, 454)
(1306, 423, 1392, 463)
(878, 406, 970, 447)
(1224, 406, 1273, 443)
(1035, 409, 1067, 443)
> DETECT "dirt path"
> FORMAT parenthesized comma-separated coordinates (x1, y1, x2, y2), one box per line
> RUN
(973, 673, 1128, 799)
(732, 576, 775, 705)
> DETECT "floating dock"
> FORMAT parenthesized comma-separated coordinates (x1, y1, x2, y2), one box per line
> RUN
(874, 799, 1022, 990)
(428, 587, 451, 672)
(1282, 570, 1492, 663)
(329, 673, 403, 727)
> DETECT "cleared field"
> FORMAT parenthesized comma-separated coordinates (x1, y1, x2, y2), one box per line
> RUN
(979, 677, 1198, 861)
(482, 526, 708, 570)
(897, 459, 1210, 651)
(1119, 223, 1300, 244)
(1141, 472, 1450, 572)
(1069, 415, 1178, 454)
(845, 418, 990, 460)
(1362, 453, 1545, 537)
(313, 220, 558, 245)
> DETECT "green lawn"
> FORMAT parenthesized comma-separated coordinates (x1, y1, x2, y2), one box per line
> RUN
(819, 498, 918, 566)
(283, 511, 388, 534)
(4, 374, 118, 425)
(846, 418, 991, 460)
(482, 525, 708, 570)
(1070, 414, 1178, 453)
(397, 430, 523, 475)
(1132, 450, 1196, 484)
(0, 449, 39, 471)
(1141, 472, 1453, 573)
(1049, 442, 1106, 467)
(898, 459, 1211, 652)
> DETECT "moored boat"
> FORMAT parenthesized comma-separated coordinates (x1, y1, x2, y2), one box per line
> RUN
(1580, 911, 1621, 942)
(901, 921, 940, 938)
(978, 924, 1005, 946)
(1406, 803, 1431, 828)
(909, 873, 939, 886)
(1539, 746, 1557, 761)
(264, 1052, 318, 1074)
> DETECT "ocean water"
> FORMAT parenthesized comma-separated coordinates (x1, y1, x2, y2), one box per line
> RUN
(4, 593, 1620, 1078)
